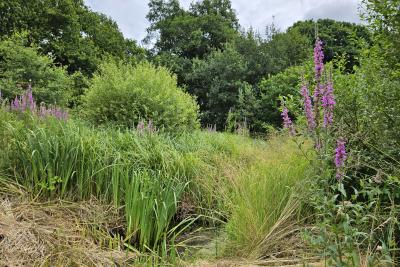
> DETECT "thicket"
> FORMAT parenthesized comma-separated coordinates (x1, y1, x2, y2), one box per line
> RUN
(82, 61, 200, 132)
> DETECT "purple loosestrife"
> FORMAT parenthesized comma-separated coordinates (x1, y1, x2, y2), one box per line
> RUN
(334, 139, 347, 180)
(21, 89, 36, 113)
(300, 82, 316, 131)
(281, 106, 295, 136)
(321, 74, 335, 127)
(314, 38, 324, 82)
(313, 39, 325, 129)
(11, 96, 20, 111)
(27, 89, 36, 112)
(39, 103, 47, 118)
(8, 89, 68, 121)
(314, 83, 325, 104)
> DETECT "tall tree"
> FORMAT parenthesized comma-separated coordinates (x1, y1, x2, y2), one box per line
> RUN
(0, 0, 144, 75)
(288, 19, 371, 70)
(185, 45, 249, 128)
(146, 0, 239, 59)
(362, 0, 400, 68)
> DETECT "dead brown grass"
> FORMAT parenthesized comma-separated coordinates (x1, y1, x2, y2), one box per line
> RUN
(0, 191, 135, 267)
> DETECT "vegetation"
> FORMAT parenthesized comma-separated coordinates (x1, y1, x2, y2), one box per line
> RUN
(0, 36, 73, 105)
(82, 61, 199, 132)
(0, 0, 399, 266)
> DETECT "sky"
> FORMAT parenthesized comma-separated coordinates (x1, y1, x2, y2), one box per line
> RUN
(85, 0, 363, 42)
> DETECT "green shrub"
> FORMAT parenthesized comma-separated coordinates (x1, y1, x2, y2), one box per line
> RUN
(333, 48, 400, 173)
(83, 61, 200, 132)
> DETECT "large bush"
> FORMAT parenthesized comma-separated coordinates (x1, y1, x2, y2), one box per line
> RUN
(83, 61, 200, 132)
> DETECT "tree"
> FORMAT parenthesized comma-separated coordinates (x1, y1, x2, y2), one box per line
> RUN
(146, 0, 239, 59)
(362, 0, 400, 68)
(288, 19, 371, 70)
(0, 0, 144, 76)
(0, 36, 72, 105)
(185, 45, 248, 128)
(262, 28, 311, 75)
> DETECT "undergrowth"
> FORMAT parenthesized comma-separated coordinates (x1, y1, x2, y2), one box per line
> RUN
(0, 110, 310, 264)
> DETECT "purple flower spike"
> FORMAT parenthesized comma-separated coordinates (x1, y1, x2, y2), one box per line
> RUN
(281, 106, 295, 136)
(313, 83, 325, 104)
(27, 89, 36, 112)
(322, 76, 335, 127)
(334, 138, 347, 180)
(314, 38, 324, 81)
(12, 96, 20, 111)
(8, 88, 68, 121)
(300, 83, 316, 131)
(39, 103, 47, 118)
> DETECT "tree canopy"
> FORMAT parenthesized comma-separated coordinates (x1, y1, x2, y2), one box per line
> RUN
(0, 0, 144, 75)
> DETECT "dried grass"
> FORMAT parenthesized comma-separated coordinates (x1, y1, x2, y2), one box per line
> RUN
(0, 193, 135, 267)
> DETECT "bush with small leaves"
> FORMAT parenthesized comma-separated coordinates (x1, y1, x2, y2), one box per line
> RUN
(83, 61, 200, 132)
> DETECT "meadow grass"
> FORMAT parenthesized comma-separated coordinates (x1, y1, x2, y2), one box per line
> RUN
(223, 136, 313, 258)
(0, 110, 312, 261)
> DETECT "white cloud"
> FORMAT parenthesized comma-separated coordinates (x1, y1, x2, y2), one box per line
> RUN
(85, 0, 362, 42)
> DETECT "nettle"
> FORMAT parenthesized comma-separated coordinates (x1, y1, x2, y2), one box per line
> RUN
(281, 39, 398, 266)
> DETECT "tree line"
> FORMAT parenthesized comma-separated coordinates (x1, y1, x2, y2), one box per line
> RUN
(0, 0, 372, 132)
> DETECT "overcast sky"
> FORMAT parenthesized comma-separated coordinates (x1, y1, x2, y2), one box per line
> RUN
(85, 0, 363, 42)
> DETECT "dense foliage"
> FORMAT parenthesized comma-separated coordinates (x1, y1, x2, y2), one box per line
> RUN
(1, 0, 399, 265)
(0, 0, 145, 76)
(0, 36, 72, 105)
(83, 61, 200, 132)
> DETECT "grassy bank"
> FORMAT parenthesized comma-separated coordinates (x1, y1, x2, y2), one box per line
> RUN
(0, 110, 312, 264)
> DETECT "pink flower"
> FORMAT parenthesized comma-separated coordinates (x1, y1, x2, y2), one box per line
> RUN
(314, 38, 324, 81)
(281, 106, 295, 136)
(8, 88, 68, 121)
(300, 83, 316, 131)
(321, 75, 335, 127)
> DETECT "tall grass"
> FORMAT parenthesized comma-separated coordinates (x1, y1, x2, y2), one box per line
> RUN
(0, 110, 311, 260)
(224, 136, 313, 258)
(1, 113, 188, 254)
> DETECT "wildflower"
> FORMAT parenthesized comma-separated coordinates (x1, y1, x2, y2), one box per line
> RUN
(9, 89, 68, 121)
(11, 96, 20, 111)
(39, 103, 47, 118)
(314, 38, 324, 81)
(321, 74, 335, 127)
(300, 83, 315, 131)
(27, 88, 36, 112)
(313, 83, 325, 104)
(315, 139, 321, 150)
(281, 106, 295, 135)
(313, 39, 325, 128)
(334, 138, 347, 180)
(147, 120, 154, 132)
